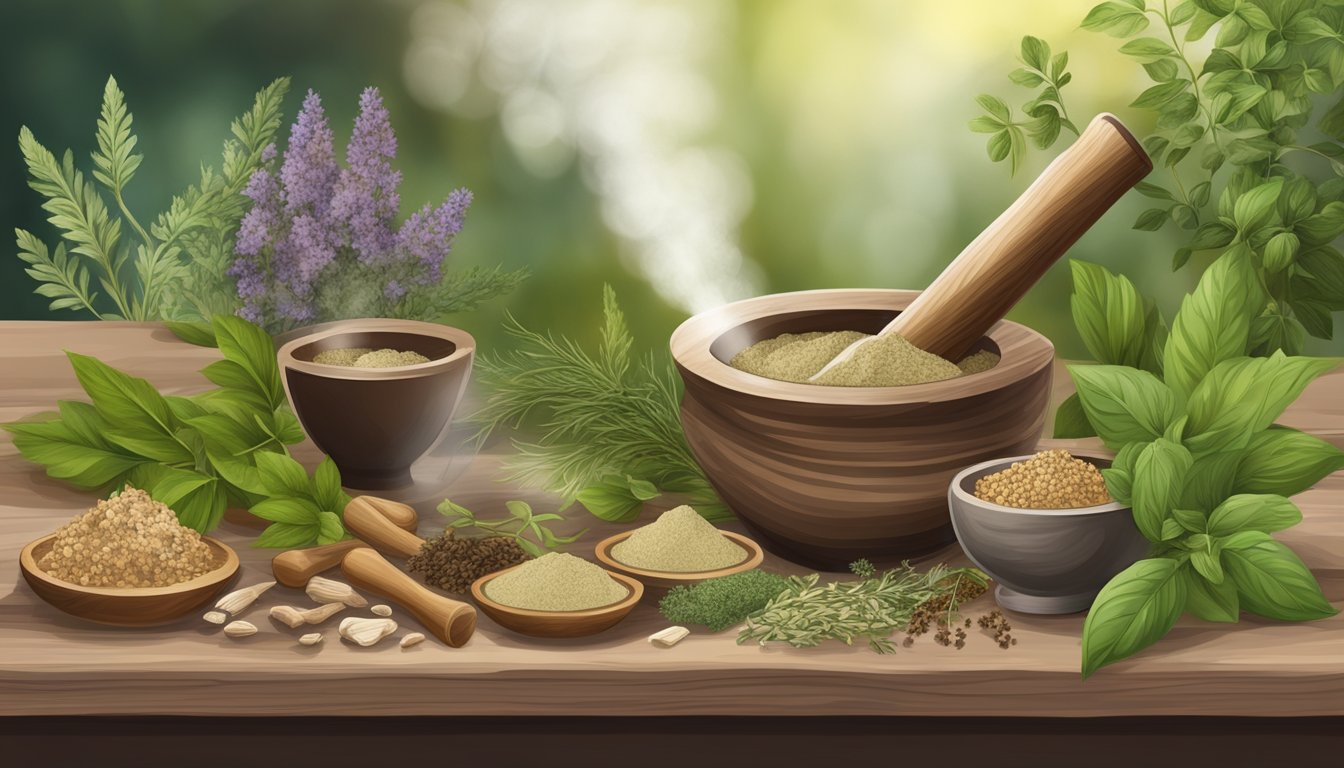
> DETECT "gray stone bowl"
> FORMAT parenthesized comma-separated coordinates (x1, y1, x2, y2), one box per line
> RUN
(948, 453, 1149, 615)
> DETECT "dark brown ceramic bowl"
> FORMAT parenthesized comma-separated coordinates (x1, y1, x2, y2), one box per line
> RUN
(669, 289, 1054, 568)
(277, 319, 474, 490)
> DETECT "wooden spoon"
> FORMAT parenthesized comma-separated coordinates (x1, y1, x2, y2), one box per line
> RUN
(341, 547, 477, 647)
(810, 112, 1152, 379)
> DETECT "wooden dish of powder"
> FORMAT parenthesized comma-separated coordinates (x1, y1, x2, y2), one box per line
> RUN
(470, 554, 644, 638)
(594, 507, 765, 589)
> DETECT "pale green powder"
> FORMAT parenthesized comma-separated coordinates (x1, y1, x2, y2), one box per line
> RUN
(313, 347, 373, 366)
(610, 505, 747, 572)
(729, 331, 1000, 387)
(312, 347, 431, 368)
(483, 552, 628, 611)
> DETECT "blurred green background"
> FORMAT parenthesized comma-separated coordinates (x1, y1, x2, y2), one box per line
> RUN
(3, 0, 1340, 358)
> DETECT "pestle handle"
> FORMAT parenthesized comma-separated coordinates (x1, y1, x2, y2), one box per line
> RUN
(884, 113, 1152, 360)
(272, 540, 371, 588)
(341, 547, 477, 647)
(344, 496, 426, 559)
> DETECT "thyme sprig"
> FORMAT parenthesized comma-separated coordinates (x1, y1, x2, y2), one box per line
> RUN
(738, 561, 989, 654)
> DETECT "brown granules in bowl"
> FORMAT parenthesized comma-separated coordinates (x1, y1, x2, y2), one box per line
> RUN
(406, 531, 531, 593)
(974, 449, 1111, 509)
(38, 486, 219, 588)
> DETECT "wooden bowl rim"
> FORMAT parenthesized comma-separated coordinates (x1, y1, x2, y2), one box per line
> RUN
(593, 530, 765, 584)
(669, 288, 1054, 405)
(470, 564, 644, 619)
(949, 451, 1128, 517)
(20, 534, 240, 597)
(277, 318, 476, 381)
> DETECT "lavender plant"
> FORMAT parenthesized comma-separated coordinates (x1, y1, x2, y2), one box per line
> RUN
(230, 87, 523, 333)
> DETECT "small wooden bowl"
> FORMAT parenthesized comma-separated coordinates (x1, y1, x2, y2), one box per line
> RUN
(19, 535, 240, 626)
(593, 530, 765, 588)
(470, 565, 644, 638)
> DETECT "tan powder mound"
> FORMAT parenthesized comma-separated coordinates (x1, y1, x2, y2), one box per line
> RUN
(483, 552, 628, 611)
(610, 505, 747, 572)
(39, 486, 218, 588)
(313, 347, 373, 366)
(730, 330, 999, 387)
(352, 349, 431, 368)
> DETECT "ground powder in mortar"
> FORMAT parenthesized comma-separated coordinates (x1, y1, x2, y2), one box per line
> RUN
(313, 347, 431, 368)
(729, 330, 999, 386)
(38, 486, 218, 587)
(610, 505, 747, 572)
(974, 449, 1111, 509)
(483, 552, 628, 611)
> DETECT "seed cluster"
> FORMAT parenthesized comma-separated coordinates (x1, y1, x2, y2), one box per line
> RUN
(406, 531, 530, 593)
(903, 573, 989, 650)
(38, 486, 218, 588)
(978, 610, 1017, 648)
(974, 449, 1111, 509)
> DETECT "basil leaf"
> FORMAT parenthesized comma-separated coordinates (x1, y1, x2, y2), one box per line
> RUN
(1222, 534, 1337, 621)
(254, 521, 319, 549)
(1163, 246, 1264, 399)
(626, 476, 661, 501)
(313, 457, 346, 513)
(1132, 438, 1193, 541)
(1207, 494, 1302, 536)
(1068, 364, 1179, 449)
(166, 320, 218, 348)
(1184, 352, 1340, 454)
(67, 352, 192, 464)
(1051, 392, 1097, 438)
(1179, 450, 1241, 512)
(212, 314, 284, 410)
(150, 468, 226, 533)
(316, 510, 346, 545)
(1182, 566, 1239, 623)
(1233, 427, 1344, 497)
(254, 451, 314, 499)
(1081, 558, 1187, 678)
(4, 415, 147, 489)
(1172, 507, 1208, 533)
(209, 451, 269, 497)
(1101, 441, 1144, 506)
(1159, 518, 1185, 541)
(1069, 261, 1148, 367)
(576, 479, 645, 523)
(250, 497, 321, 525)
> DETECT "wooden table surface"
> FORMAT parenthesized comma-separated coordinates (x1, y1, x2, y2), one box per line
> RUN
(1, 321, 1341, 718)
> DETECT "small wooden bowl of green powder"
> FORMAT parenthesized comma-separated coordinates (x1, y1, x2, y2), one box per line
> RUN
(470, 553, 644, 638)
(594, 506, 765, 588)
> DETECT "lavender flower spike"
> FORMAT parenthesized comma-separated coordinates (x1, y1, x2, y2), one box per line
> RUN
(331, 86, 402, 264)
(280, 90, 339, 216)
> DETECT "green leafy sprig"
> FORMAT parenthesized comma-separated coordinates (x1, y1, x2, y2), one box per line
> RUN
(15, 75, 289, 322)
(973, 1, 1344, 349)
(3, 315, 349, 546)
(436, 498, 582, 557)
(1064, 252, 1341, 677)
(970, 36, 1079, 173)
(471, 285, 728, 522)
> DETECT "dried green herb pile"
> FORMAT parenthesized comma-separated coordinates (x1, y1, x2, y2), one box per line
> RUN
(738, 561, 990, 653)
(659, 570, 790, 631)
(406, 532, 530, 593)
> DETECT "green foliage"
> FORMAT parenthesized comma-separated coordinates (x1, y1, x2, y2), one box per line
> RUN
(969, 36, 1078, 173)
(1065, 256, 1340, 677)
(977, 2, 1344, 348)
(2, 315, 347, 545)
(471, 285, 728, 521)
(659, 570, 791, 632)
(14, 75, 290, 321)
(435, 498, 582, 557)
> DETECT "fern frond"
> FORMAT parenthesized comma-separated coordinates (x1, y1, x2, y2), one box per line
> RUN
(395, 265, 530, 319)
(91, 76, 142, 196)
(18, 127, 132, 317)
(15, 229, 102, 316)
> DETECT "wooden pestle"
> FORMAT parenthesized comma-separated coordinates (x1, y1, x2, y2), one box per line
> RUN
(341, 547, 477, 647)
(272, 540, 371, 588)
(269, 497, 420, 587)
(810, 113, 1152, 379)
(343, 495, 426, 558)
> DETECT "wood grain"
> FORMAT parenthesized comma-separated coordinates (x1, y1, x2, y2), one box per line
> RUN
(886, 113, 1152, 360)
(671, 289, 1054, 567)
(0, 321, 1341, 717)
